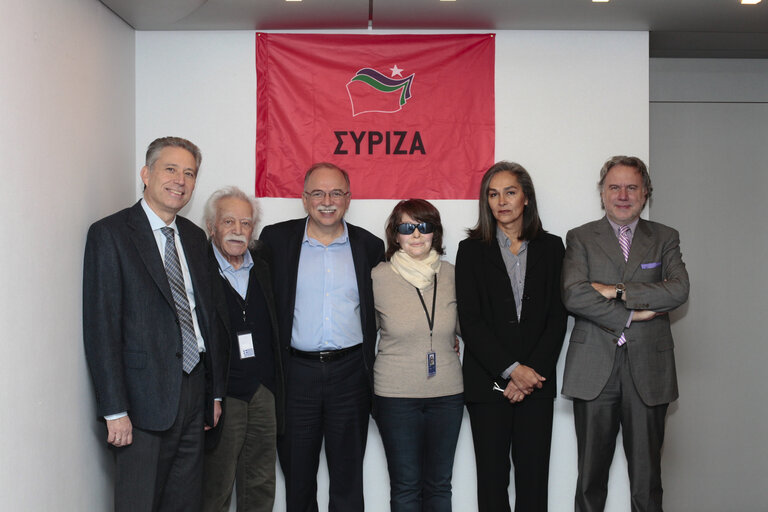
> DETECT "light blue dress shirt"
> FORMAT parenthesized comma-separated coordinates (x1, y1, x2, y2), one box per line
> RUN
(212, 243, 254, 299)
(291, 220, 363, 351)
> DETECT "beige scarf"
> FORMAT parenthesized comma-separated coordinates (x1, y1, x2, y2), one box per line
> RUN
(390, 249, 441, 290)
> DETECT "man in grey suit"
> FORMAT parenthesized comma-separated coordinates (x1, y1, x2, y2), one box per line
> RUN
(83, 137, 224, 511)
(561, 156, 689, 512)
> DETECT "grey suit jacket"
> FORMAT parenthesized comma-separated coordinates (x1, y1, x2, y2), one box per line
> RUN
(561, 217, 689, 406)
(83, 201, 224, 431)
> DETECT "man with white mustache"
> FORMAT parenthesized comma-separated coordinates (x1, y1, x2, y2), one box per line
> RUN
(202, 186, 284, 512)
(260, 163, 384, 512)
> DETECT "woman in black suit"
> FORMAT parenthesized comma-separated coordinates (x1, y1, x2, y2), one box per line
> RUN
(455, 161, 567, 512)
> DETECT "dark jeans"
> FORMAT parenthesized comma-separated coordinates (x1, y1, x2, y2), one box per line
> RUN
(375, 393, 464, 512)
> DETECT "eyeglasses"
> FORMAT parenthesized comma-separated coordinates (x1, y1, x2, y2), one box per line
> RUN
(396, 222, 435, 235)
(303, 190, 350, 201)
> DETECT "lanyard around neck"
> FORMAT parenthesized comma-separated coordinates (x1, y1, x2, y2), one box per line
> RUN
(415, 274, 438, 350)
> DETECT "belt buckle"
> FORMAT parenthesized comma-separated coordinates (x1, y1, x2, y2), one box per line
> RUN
(318, 351, 332, 363)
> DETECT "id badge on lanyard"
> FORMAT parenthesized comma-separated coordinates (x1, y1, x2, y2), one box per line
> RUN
(416, 274, 438, 378)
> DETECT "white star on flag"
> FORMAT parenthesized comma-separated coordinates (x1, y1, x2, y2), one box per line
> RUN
(390, 64, 403, 77)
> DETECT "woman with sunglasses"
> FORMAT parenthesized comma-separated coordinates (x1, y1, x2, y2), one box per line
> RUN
(372, 199, 463, 512)
(455, 162, 567, 512)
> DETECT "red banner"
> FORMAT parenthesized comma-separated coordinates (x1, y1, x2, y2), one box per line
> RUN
(256, 33, 495, 199)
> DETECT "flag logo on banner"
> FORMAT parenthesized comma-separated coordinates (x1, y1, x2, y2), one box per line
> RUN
(256, 33, 495, 199)
(346, 68, 415, 116)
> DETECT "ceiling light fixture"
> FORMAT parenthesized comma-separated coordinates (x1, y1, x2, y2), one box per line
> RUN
(592, 0, 610, 3)
(740, 0, 761, 4)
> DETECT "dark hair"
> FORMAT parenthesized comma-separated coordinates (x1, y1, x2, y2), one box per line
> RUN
(598, 155, 653, 209)
(384, 199, 445, 261)
(467, 161, 542, 242)
(303, 162, 350, 190)
(145, 136, 202, 173)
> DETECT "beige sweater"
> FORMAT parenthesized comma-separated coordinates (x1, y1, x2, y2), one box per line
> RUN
(372, 261, 463, 398)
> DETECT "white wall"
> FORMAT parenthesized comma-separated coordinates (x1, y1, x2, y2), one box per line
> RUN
(0, 0, 135, 509)
(650, 58, 768, 512)
(137, 29, 648, 510)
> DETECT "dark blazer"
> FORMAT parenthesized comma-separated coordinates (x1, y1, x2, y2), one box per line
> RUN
(258, 218, 384, 385)
(561, 217, 689, 406)
(207, 242, 286, 437)
(456, 232, 568, 403)
(83, 200, 224, 431)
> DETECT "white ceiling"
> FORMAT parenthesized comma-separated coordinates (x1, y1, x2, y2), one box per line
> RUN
(99, 0, 768, 57)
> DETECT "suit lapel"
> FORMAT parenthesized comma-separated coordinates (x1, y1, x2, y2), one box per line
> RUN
(178, 219, 207, 309)
(623, 219, 654, 282)
(127, 201, 175, 309)
(285, 220, 305, 314)
(593, 218, 627, 270)
(486, 238, 518, 321)
(347, 223, 369, 315)
(525, 236, 541, 275)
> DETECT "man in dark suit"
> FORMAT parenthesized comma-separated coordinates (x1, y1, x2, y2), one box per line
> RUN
(561, 156, 690, 512)
(259, 163, 384, 512)
(202, 186, 284, 512)
(83, 136, 224, 512)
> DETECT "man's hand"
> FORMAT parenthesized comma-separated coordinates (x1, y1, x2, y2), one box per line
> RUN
(591, 282, 620, 300)
(633, 309, 667, 322)
(453, 336, 461, 357)
(503, 380, 526, 404)
(205, 400, 222, 431)
(510, 364, 545, 395)
(107, 416, 133, 447)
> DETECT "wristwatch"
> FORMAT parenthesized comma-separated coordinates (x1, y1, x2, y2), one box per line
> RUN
(615, 283, 626, 300)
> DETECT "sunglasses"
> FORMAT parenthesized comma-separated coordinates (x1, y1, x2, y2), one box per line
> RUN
(396, 222, 435, 235)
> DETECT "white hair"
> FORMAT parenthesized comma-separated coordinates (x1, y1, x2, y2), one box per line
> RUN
(203, 186, 261, 246)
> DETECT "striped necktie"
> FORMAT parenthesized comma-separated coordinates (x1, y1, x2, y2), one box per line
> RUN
(161, 227, 200, 373)
(617, 225, 631, 346)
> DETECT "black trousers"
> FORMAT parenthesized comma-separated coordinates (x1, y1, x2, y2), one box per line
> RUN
(466, 398, 554, 512)
(114, 363, 206, 512)
(278, 350, 371, 512)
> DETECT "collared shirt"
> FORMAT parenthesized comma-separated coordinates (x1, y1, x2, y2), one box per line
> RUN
(606, 215, 639, 329)
(140, 198, 205, 353)
(212, 243, 254, 299)
(606, 216, 639, 246)
(291, 219, 363, 351)
(497, 227, 528, 379)
(497, 227, 528, 322)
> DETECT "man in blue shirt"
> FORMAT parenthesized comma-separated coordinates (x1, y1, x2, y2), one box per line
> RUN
(260, 163, 384, 512)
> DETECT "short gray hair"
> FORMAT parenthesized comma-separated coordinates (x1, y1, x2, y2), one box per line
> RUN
(145, 136, 202, 173)
(203, 186, 261, 246)
(598, 155, 653, 209)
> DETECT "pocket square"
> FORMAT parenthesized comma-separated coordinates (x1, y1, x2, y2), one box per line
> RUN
(641, 262, 662, 269)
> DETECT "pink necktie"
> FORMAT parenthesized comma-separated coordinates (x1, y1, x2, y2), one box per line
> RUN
(617, 225, 631, 346)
